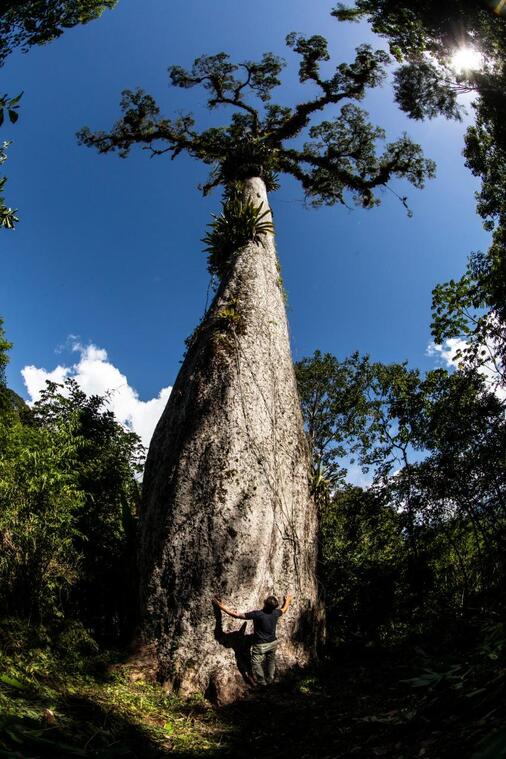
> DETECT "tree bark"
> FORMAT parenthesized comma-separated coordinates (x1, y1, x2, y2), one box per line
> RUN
(138, 177, 323, 703)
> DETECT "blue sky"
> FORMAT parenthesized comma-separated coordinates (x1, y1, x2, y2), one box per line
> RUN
(1, 0, 490, 446)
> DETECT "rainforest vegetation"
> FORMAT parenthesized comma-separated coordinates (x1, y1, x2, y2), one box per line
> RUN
(1, 1, 505, 757)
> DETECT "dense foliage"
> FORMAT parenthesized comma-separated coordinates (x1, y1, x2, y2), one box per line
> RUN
(296, 350, 506, 648)
(295, 347, 506, 754)
(0, 326, 143, 642)
(0, 1, 117, 65)
(334, 0, 506, 391)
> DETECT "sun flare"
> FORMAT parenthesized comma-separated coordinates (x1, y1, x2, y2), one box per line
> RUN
(450, 47, 484, 73)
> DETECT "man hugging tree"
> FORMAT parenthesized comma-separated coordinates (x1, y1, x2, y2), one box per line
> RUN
(214, 594, 293, 686)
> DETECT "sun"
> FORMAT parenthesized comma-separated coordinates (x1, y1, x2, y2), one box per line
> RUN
(450, 47, 484, 74)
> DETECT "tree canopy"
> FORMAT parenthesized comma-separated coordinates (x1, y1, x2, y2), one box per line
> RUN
(0, 322, 143, 635)
(297, 349, 506, 647)
(78, 25, 435, 216)
(334, 0, 506, 386)
(0, 1, 117, 229)
(0, 1, 117, 65)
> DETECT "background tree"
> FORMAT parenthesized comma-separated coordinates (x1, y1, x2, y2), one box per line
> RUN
(0, 405, 85, 621)
(320, 485, 405, 646)
(78, 21, 435, 701)
(31, 380, 144, 641)
(0, 318, 12, 389)
(0, 317, 27, 419)
(333, 1, 506, 384)
(297, 349, 506, 647)
(0, 0, 117, 65)
(0, 1, 117, 229)
(0, 324, 142, 639)
(295, 351, 372, 505)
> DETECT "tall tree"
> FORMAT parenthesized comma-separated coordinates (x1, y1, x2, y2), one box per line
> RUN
(295, 350, 372, 506)
(31, 379, 143, 640)
(78, 24, 434, 701)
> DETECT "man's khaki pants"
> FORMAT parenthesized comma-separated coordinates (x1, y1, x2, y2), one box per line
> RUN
(251, 640, 278, 685)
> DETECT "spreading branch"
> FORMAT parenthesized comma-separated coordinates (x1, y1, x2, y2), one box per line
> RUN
(78, 22, 436, 210)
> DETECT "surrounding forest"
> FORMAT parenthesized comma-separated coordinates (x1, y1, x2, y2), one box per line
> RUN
(1, 1, 505, 757)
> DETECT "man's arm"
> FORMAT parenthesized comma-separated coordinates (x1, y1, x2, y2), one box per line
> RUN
(280, 594, 293, 614)
(212, 598, 247, 620)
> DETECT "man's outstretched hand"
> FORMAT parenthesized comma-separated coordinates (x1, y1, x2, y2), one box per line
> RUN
(281, 594, 293, 614)
(212, 599, 246, 620)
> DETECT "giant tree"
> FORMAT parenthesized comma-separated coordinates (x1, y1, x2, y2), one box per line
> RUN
(78, 24, 434, 701)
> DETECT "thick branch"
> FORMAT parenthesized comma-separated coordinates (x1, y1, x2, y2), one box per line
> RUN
(78, 123, 194, 158)
(273, 41, 389, 143)
(77, 89, 198, 159)
(208, 74, 260, 134)
(273, 90, 358, 143)
(280, 137, 434, 208)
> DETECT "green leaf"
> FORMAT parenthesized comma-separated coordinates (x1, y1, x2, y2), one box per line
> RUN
(8, 111, 18, 124)
(0, 674, 25, 689)
(8, 92, 23, 107)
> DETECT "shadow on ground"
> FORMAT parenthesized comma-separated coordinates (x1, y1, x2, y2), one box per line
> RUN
(1, 651, 502, 758)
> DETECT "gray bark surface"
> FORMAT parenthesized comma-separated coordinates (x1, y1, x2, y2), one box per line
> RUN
(139, 177, 322, 703)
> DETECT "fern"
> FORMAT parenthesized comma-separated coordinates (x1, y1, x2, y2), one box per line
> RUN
(202, 196, 274, 279)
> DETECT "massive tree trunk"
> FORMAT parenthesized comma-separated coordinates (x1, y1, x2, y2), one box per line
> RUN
(139, 177, 322, 703)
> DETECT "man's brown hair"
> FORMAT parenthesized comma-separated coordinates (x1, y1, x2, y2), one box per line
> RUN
(264, 595, 279, 611)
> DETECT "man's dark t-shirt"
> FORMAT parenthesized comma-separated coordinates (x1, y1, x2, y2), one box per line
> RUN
(245, 609, 282, 643)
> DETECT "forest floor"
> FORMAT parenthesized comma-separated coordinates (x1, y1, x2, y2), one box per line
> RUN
(1, 634, 504, 759)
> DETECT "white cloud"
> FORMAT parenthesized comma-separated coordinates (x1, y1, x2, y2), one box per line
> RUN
(427, 337, 505, 402)
(21, 363, 71, 396)
(21, 341, 172, 448)
(426, 337, 467, 368)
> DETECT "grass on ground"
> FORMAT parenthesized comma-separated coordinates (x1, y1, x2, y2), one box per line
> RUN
(0, 621, 505, 758)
